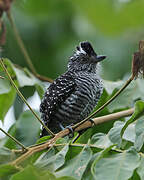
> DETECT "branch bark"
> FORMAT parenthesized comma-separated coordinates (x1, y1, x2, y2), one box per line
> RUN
(10, 107, 134, 166)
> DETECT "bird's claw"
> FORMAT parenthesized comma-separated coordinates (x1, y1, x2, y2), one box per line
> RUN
(89, 118, 95, 126)
(65, 124, 74, 138)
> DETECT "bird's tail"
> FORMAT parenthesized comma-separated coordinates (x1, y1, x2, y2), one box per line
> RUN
(40, 127, 49, 138)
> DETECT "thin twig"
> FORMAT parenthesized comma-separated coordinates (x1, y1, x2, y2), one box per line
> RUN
(53, 143, 123, 153)
(35, 74, 53, 83)
(0, 75, 4, 79)
(11, 132, 63, 166)
(0, 59, 55, 137)
(6, 11, 53, 83)
(0, 128, 27, 151)
(6, 11, 36, 75)
(10, 107, 134, 166)
(73, 75, 134, 129)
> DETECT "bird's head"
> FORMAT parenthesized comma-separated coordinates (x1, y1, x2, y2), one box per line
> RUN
(68, 41, 106, 73)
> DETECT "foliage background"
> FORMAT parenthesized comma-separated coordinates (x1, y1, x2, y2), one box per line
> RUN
(1, 0, 144, 179)
(5, 0, 144, 81)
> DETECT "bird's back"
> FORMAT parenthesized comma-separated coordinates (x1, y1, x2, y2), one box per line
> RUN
(40, 71, 103, 134)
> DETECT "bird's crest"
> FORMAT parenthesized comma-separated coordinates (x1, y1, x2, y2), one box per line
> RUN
(75, 41, 97, 57)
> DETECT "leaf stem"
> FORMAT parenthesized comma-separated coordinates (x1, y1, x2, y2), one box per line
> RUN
(6, 11, 37, 75)
(73, 75, 134, 129)
(54, 143, 123, 153)
(6, 11, 53, 83)
(0, 127, 27, 151)
(0, 59, 55, 137)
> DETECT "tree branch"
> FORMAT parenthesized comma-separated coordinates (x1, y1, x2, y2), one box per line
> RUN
(10, 107, 134, 166)
(74, 108, 134, 132)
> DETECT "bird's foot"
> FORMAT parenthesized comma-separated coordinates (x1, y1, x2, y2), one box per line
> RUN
(89, 118, 95, 127)
(59, 123, 74, 138)
(65, 125, 74, 138)
(72, 119, 95, 143)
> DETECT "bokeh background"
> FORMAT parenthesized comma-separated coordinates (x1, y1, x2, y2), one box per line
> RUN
(3, 0, 144, 81)
(1, 0, 144, 137)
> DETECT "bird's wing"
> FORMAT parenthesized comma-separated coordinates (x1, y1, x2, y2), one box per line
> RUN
(40, 72, 76, 125)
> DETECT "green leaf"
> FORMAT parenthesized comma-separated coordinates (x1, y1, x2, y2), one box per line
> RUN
(0, 59, 18, 86)
(90, 145, 116, 179)
(12, 67, 40, 87)
(92, 89, 110, 117)
(35, 145, 69, 171)
(92, 149, 140, 180)
(15, 110, 40, 146)
(4, 59, 41, 88)
(90, 133, 113, 149)
(134, 116, 144, 151)
(55, 137, 69, 145)
(0, 147, 16, 165)
(129, 170, 141, 180)
(33, 148, 55, 170)
(121, 101, 144, 137)
(91, 144, 116, 169)
(1, 58, 43, 89)
(57, 177, 77, 180)
(137, 155, 144, 180)
(10, 165, 56, 180)
(76, 128, 94, 144)
(103, 80, 124, 95)
(108, 101, 144, 149)
(36, 135, 51, 144)
(82, 153, 101, 180)
(103, 79, 144, 112)
(108, 120, 136, 148)
(4, 124, 17, 149)
(35, 83, 45, 99)
(0, 87, 16, 122)
(0, 78, 11, 94)
(13, 63, 46, 99)
(0, 58, 43, 122)
(134, 132, 144, 152)
(77, 115, 115, 144)
(55, 145, 92, 179)
(106, 80, 137, 111)
(0, 164, 18, 178)
(123, 123, 136, 143)
(65, 144, 83, 161)
(108, 121, 125, 147)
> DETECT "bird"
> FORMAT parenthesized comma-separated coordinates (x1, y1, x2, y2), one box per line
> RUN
(40, 41, 106, 137)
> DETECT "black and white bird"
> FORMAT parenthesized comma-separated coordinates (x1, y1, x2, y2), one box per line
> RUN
(40, 41, 106, 137)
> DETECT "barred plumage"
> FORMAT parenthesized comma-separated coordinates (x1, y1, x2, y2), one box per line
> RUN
(40, 41, 106, 137)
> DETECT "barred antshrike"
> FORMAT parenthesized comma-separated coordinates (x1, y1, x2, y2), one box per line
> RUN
(40, 41, 106, 137)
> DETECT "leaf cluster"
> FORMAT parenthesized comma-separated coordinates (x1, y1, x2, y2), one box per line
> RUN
(1, 1, 144, 179)
(1, 59, 144, 179)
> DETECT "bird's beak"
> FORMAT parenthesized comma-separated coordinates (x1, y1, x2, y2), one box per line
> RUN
(96, 55, 107, 62)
